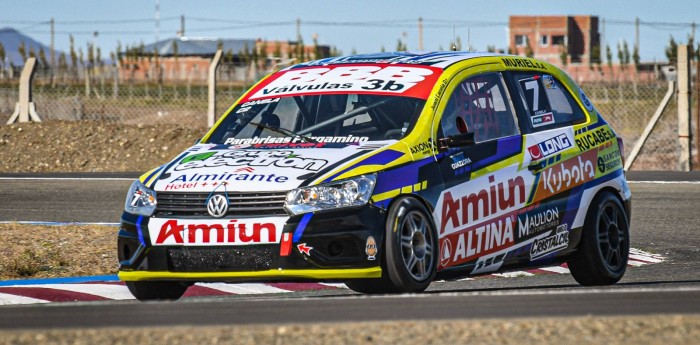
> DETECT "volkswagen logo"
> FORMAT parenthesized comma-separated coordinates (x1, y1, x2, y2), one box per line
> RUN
(206, 194, 229, 218)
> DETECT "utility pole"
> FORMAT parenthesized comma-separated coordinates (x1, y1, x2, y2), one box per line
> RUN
(50, 17, 55, 68)
(601, 18, 605, 55)
(296, 18, 301, 42)
(155, 0, 160, 44)
(418, 17, 423, 50)
(678, 45, 692, 171)
(634, 17, 639, 56)
(180, 15, 185, 37)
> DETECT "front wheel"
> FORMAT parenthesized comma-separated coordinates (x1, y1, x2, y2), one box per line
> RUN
(384, 197, 438, 292)
(345, 197, 438, 294)
(568, 191, 630, 286)
(126, 281, 189, 301)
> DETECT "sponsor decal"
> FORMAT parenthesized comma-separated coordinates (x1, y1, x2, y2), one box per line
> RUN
(236, 98, 281, 113)
(224, 135, 369, 146)
(175, 150, 328, 172)
(527, 133, 572, 160)
(440, 238, 453, 267)
(449, 152, 472, 170)
(206, 194, 229, 218)
(531, 112, 555, 127)
(431, 78, 449, 110)
(440, 174, 527, 236)
(442, 213, 516, 267)
(533, 150, 596, 202)
(597, 147, 622, 173)
(168, 172, 289, 185)
(239, 98, 281, 108)
(530, 224, 569, 260)
(501, 57, 548, 70)
(542, 75, 556, 89)
(517, 206, 560, 239)
(365, 236, 377, 261)
(575, 127, 614, 151)
(410, 139, 436, 155)
(248, 65, 439, 100)
(297, 243, 313, 256)
(579, 88, 594, 111)
(151, 219, 281, 246)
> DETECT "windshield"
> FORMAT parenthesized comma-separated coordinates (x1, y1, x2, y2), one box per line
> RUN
(207, 94, 426, 145)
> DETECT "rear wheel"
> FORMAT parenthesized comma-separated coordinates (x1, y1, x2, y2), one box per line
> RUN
(126, 281, 189, 301)
(568, 191, 629, 286)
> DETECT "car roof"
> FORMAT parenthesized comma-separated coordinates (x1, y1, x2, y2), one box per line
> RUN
(287, 51, 505, 70)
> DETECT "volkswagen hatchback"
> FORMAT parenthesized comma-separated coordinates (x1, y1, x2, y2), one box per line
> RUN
(118, 51, 631, 300)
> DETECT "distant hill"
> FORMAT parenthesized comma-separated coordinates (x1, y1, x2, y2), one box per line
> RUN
(0, 27, 55, 66)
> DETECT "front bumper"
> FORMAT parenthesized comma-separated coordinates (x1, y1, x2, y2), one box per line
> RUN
(117, 204, 386, 282)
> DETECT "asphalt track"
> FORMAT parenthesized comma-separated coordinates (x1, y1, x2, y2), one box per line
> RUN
(0, 171, 699, 329)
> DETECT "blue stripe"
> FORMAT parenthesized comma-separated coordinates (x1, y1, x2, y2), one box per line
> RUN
(143, 165, 164, 185)
(136, 215, 146, 246)
(293, 213, 313, 243)
(0, 275, 119, 287)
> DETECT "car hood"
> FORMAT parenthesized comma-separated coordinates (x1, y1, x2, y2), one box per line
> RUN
(151, 141, 399, 192)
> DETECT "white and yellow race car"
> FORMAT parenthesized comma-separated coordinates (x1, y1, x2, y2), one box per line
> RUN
(118, 51, 631, 300)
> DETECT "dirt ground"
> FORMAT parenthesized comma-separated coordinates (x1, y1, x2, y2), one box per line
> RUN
(0, 224, 116, 280)
(0, 120, 204, 173)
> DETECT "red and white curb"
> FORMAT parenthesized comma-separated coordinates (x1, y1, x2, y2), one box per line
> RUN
(0, 248, 665, 305)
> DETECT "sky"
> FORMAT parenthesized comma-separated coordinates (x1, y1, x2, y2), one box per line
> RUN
(3, 0, 700, 63)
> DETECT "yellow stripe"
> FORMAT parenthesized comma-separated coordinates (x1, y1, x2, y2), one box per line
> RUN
(413, 182, 422, 192)
(371, 188, 401, 202)
(118, 267, 382, 281)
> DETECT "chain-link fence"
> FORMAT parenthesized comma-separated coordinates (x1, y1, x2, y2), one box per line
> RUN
(1, 65, 697, 171)
(582, 80, 698, 170)
(0, 63, 260, 128)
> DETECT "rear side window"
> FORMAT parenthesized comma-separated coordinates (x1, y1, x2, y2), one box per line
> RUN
(511, 73, 586, 133)
(440, 72, 519, 143)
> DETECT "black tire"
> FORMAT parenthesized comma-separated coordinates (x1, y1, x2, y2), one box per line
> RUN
(126, 281, 189, 301)
(384, 197, 438, 292)
(345, 197, 438, 294)
(568, 191, 629, 286)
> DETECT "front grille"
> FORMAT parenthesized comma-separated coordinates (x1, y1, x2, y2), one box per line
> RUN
(167, 246, 274, 272)
(155, 191, 288, 217)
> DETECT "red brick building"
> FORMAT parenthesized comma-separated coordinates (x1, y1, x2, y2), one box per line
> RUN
(509, 15, 600, 65)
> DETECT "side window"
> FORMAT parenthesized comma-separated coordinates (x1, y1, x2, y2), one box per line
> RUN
(512, 73, 587, 132)
(440, 72, 519, 143)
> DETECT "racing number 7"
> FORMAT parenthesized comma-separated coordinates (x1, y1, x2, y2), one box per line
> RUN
(523, 80, 539, 111)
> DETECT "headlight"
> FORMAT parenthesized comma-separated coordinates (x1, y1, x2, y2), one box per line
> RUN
(125, 180, 158, 216)
(285, 174, 376, 215)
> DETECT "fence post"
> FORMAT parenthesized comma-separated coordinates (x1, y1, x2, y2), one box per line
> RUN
(624, 81, 675, 171)
(678, 45, 692, 171)
(6, 57, 41, 124)
(207, 49, 223, 128)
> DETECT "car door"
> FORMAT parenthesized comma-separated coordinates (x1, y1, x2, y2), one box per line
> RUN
(432, 70, 535, 275)
(505, 71, 590, 263)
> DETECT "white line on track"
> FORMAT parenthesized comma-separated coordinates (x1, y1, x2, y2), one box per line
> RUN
(13, 284, 136, 300)
(537, 266, 570, 274)
(492, 271, 535, 278)
(0, 292, 50, 305)
(198, 283, 291, 294)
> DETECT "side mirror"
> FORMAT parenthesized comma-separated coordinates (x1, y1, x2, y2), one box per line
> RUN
(438, 132, 475, 151)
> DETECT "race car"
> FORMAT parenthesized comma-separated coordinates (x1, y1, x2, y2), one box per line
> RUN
(118, 51, 631, 300)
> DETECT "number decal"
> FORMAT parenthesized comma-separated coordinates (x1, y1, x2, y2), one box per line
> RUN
(524, 80, 539, 111)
